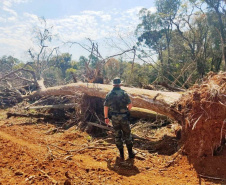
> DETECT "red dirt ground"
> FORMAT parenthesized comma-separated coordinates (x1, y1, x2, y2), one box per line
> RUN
(0, 110, 224, 185)
(179, 72, 226, 157)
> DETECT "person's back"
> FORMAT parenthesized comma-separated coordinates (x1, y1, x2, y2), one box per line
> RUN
(105, 86, 130, 115)
(104, 78, 135, 159)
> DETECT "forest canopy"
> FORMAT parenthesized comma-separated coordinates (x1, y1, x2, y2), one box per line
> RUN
(0, 0, 225, 90)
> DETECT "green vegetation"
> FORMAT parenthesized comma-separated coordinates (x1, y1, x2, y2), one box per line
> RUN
(0, 0, 225, 89)
(86, 135, 93, 142)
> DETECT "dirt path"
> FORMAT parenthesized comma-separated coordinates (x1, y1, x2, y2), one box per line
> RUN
(0, 131, 44, 151)
(0, 110, 223, 184)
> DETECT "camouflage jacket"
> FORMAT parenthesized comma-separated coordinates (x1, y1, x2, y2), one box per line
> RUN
(104, 87, 131, 114)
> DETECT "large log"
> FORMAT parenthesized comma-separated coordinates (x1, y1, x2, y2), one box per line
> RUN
(130, 107, 167, 120)
(23, 83, 182, 120)
(26, 103, 78, 110)
(7, 112, 60, 120)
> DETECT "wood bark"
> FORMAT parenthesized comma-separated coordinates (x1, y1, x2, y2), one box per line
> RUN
(27, 104, 165, 120)
(130, 107, 167, 120)
(26, 103, 78, 110)
(23, 83, 183, 121)
(7, 112, 62, 120)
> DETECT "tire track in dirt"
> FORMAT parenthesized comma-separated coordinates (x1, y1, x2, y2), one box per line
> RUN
(0, 130, 46, 153)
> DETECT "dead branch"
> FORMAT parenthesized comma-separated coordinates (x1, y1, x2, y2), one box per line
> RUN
(66, 39, 136, 83)
(5, 80, 22, 95)
(27, 103, 78, 110)
(182, 69, 196, 88)
(46, 145, 55, 160)
(0, 63, 39, 91)
(6, 112, 61, 120)
(48, 144, 70, 153)
(87, 122, 148, 140)
(164, 146, 184, 168)
(87, 122, 114, 131)
(105, 48, 136, 62)
(199, 174, 226, 181)
(68, 146, 114, 153)
(49, 143, 114, 154)
(172, 62, 196, 87)
(45, 127, 64, 135)
(38, 169, 58, 184)
(37, 78, 46, 90)
(156, 82, 185, 92)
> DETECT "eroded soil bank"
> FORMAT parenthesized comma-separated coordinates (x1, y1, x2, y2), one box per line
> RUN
(177, 72, 226, 180)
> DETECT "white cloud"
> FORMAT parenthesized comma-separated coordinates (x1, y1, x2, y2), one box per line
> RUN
(1, 0, 31, 16)
(8, 16, 17, 21)
(0, 4, 156, 60)
(0, 38, 27, 49)
(100, 14, 111, 21)
(0, 17, 6, 22)
(81, 10, 103, 16)
(81, 10, 112, 22)
(148, 7, 157, 13)
(2, 0, 30, 7)
(13, 0, 31, 3)
(2, 6, 18, 16)
(125, 6, 143, 15)
(23, 12, 39, 22)
(2, 1, 12, 7)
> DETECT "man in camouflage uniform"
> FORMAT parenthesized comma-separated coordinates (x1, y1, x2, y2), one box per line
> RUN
(104, 78, 135, 159)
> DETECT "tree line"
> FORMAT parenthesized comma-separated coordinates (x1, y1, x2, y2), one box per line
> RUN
(0, 0, 225, 90)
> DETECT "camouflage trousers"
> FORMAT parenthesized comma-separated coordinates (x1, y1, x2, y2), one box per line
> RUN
(111, 114, 133, 149)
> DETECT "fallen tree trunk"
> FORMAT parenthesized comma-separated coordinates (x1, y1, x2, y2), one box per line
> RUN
(26, 103, 78, 110)
(23, 83, 182, 120)
(25, 104, 166, 120)
(130, 107, 167, 120)
(7, 112, 63, 120)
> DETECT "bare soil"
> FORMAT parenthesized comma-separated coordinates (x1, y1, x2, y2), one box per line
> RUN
(176, 72, 226, 182)
(0, 109, 225, 185)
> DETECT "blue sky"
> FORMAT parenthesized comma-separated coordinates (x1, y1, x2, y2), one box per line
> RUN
(0, 0, 156, 61)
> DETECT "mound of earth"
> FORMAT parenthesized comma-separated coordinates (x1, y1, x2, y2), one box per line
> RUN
(179, 72, 226, 157)
(177, 72, 226, 178)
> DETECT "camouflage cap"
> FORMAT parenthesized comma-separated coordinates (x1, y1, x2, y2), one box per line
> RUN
(113, 78, 122, 85)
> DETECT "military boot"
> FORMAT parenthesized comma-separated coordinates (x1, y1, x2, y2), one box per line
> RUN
(119, 148, 124, 159)
(127, 147, 135, 159)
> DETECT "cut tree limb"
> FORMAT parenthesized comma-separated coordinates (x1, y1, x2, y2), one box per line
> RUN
(7, 112, 61, 120)
(23, 83, 183, 120)
(87, 122, 114, 131)
(87, 122, 148, 140)
(37, 78, 46, 90)
(26, 103, 78, 110)
(38, 169, 58, 184)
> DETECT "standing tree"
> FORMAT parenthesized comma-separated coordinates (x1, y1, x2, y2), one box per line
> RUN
(28, 17, 59, 89)
(155, 0, 181, 66)
(204, 0, 226, 70)
(136, 0, 180, 83)
(136, 9, 167, 81)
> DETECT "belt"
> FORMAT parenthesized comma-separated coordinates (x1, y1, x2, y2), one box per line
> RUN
(111, 112, 128, 115)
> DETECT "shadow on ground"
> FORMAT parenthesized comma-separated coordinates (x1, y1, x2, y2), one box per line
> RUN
(187, 147, 226, 183)
(107, 157, 140, 177)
